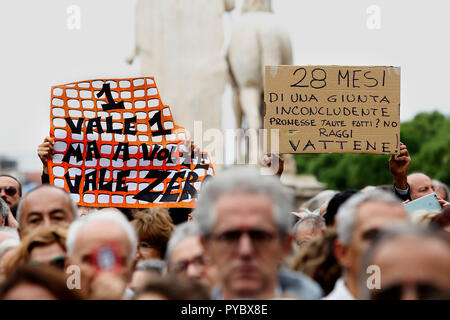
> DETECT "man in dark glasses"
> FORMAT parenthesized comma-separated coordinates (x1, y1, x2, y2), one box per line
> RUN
(360, 224, 450, 300)
(196, 167, 322, 300)
(0, 175, 22, 218)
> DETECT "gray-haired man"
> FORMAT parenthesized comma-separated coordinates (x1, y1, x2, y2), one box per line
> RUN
(324, 190, 409, 300)
(195, 167, 322, 300)
(166, 221, 217, 291)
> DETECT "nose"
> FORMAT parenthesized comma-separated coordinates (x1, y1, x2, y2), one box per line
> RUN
(43, 216, 52, 227)
(236, 232, 254, 257)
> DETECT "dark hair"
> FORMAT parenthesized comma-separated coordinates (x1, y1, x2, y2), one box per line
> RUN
(0, 174, 22, 197)
(117, 207, 134, 221)
(324, 190, 359, 226)
(376, 184, 395, 194)
(0, 264, 83, 300)
(134, 275, 210, 300)
(168, 208, 192, 225)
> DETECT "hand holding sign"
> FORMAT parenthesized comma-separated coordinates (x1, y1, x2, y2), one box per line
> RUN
(38, 136, 55, 174)
(389, 142, 411, 190)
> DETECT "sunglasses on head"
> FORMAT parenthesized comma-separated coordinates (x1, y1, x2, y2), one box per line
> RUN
(0, 186, 17, 197)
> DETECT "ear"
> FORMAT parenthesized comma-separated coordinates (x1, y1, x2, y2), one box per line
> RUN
(200, 236, 208, 251)
(200, 236, 212, 258)
(334, 239, 351, 269)
(281, 233, 294, 259)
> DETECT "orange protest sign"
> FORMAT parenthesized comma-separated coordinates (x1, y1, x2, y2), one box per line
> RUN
(48, 77, 214, 208)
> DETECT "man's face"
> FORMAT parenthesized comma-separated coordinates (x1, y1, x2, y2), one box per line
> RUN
(204, 192, 290, 299)
(67, 221, 132, 295)
(369, 235, 450, 300)
(339, 201, 408, 284)
(169, 235, 213, 289)
(0, 176, 21, 211)
(407, 173, 435, 200)
(20, 187, 74, 237)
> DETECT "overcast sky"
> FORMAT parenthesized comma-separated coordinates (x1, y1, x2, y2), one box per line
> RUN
(1, 0, 449, 172)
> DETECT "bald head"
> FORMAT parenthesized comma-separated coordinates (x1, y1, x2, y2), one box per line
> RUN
(407, 173, 435, 200)
(17, 185, 77, 237)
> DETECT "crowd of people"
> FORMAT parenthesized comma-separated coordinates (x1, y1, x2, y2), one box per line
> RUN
(0, 139, 448, 300)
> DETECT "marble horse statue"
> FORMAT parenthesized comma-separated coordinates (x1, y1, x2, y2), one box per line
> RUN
(227, 0, 292, 163)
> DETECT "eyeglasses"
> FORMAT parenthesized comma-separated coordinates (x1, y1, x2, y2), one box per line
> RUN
(370, 282, 450, 300)
(170, 255, 206, 274)
(209, 229, 280, 251)
(0, 186, 17, 197)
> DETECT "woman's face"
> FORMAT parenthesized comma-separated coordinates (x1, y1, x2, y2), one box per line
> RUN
(137, 240, 162, 260)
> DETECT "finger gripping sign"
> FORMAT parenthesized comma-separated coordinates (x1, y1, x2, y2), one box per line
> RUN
(264, 66, 401, 155)
(49, 77, 215, 208)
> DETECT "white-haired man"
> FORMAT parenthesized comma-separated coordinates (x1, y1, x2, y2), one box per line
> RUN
(324, 190, 409, 300)
(65, 209, 137, 299)
(195, 167, 322, 300)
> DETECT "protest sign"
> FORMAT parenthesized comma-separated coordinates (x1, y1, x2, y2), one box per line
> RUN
(48, 77, 214, 208)
(264, 66, 400, 154)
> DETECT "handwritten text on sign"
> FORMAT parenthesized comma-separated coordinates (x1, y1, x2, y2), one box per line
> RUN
(264, 66, 400, 154)
(48, 77, 214, 208)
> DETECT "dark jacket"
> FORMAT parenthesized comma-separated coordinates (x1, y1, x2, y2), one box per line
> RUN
(393, 184, 412, 202)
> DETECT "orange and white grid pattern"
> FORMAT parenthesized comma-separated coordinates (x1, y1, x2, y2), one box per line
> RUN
(48, 77, 214, 208)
